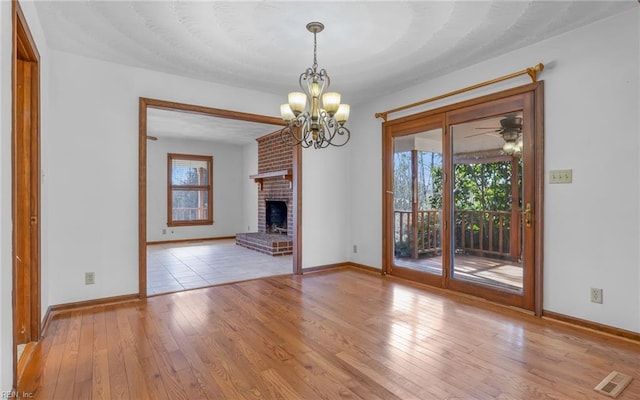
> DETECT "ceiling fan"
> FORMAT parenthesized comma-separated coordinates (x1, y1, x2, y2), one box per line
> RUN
(466, 114, 523, 156)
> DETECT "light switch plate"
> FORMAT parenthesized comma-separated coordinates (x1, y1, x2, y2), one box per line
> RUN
(550, 169, 572, 184)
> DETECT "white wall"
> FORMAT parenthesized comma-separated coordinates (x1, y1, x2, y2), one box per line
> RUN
(242, 141, 259, 233)
(45, 50, 285, 305)
(301, 145, 351, 268)
(348, 9, 640, 333)
(147, 137, 245, 242)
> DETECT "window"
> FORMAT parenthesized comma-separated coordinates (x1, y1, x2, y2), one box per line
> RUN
(167, 153, 213, 226)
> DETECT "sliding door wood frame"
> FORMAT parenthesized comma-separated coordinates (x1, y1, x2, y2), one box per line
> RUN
(138, 98, 300, 298)
(382, 81, 544, 315)
(382, 113, 448, 289)
(446, 92, 534, 310)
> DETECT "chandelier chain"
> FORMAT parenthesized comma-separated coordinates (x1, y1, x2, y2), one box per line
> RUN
(312, 31, 318, 71)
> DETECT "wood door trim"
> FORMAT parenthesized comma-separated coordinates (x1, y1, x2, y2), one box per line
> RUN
(139, 98, 301, 297)
(533, 82, 545, 316)
(12, 0, 41, 390)
(140, 97, 285, 126)
(292, 140, 302, 274)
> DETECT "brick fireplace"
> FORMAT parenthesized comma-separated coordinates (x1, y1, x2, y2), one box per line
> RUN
(236, 131, 294, 256)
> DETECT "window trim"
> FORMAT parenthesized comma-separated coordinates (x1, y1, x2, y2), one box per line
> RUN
(167, 153, 213, 227)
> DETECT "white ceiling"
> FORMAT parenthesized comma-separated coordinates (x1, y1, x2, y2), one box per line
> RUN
(147, 107, 284, 145)
(34, 1, 635, 144)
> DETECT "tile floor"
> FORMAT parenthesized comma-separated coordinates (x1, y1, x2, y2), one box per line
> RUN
(147, 238, 293, 296)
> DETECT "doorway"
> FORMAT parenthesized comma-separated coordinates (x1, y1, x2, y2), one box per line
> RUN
(139, 98, 302, 298)
(12, 0, 41, 387)
(383, 83, 543, 313)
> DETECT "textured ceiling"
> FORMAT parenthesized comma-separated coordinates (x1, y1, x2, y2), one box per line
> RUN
(147, 107, 283, 145)
(34, 1, 635, 144)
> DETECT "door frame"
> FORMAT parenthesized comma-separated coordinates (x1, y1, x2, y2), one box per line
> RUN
(383, 82, 544, 315)
(138, 98, 302, 298)
(446, 92, 534, 310)
(12, 0, 41, 388)
(382, 113, 448, 288)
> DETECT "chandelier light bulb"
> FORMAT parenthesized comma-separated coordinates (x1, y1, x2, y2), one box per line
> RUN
(288, 92, 307, 115)
(335, 104, 350, 124)
(322, 92, 341, 115)
(309, 82, 322, 98)
(280, 104, 295, 122)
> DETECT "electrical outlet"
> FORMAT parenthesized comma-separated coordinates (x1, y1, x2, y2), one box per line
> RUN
(549, 169, 573, 184)
(162, 228, 167, 235)
(590, 287, 603, 304)
(353, 245, 358, 253)
(85, 272, 95, 285)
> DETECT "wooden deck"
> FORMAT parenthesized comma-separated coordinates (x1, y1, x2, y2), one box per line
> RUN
(19, 268, 640, 399)
(395, 254, 523, 292)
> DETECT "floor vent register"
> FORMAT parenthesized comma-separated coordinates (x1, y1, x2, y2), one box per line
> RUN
(594, 371, 632, 398)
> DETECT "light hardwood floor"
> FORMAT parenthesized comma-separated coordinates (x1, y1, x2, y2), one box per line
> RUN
(20, 268, 640, 399)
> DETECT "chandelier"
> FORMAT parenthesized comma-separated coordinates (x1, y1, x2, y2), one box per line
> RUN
(279, 22, 350, 149)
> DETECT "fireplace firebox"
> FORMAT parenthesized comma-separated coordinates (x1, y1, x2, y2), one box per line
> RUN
(266, 200, 287, 234)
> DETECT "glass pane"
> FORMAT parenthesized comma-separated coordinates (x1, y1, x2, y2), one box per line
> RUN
(171, 158, 209, 186)
(450, 113, 524, 293)
(172, 189, 209, 221)
(393, 128, 443, 275)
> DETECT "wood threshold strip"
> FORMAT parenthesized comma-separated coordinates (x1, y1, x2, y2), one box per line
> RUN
(17, 342, 37, 382)
(374, 62, 544, 121)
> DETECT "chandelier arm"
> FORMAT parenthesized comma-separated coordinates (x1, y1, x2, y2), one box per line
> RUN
(315, 126, 328, 149)
(299, 71, 310, 96)
(280, 125, 305, 147)
(329, 126, 350, 147)
(300, 117, 313, 148)
(320, 69, 330, 89)
(317, 114, 350, 147)
(280, 115, 313, 147)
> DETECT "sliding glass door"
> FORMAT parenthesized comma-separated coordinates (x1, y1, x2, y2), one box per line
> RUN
(383, 85, 542, 311)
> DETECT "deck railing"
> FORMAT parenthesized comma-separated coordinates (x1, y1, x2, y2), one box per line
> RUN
(394, 209, 521, 259)
(172, 207, 207, 221)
